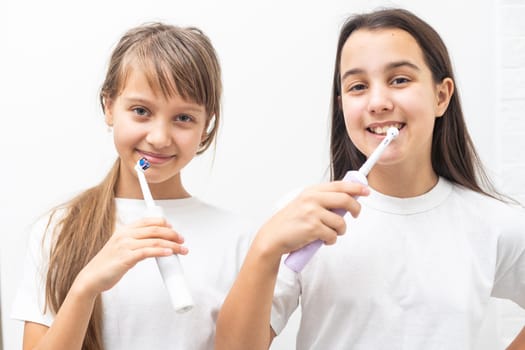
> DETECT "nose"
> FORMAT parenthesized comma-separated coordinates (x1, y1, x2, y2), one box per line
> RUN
(146, 119, 172, 149)
(367, 85, 393, 115)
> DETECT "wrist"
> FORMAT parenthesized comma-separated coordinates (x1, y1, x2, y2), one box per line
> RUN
(250, 233, 284, 270)
(70, 272, 100, 303)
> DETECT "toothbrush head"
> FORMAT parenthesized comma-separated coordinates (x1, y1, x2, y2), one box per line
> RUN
(358, 126, 399, 177)
(136, 157, 151, 172)
(134, 157, 155, 207)
(387, 127, 399, 139)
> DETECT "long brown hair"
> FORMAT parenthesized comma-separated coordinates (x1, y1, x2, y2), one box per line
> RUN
(330, 8, 499, 198)
(45, 23, 222, 350)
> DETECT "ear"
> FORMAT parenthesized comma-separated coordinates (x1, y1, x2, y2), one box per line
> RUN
(201, 115, 215, 143)
(435, 77, 454, 118)
(200, 132, 209, 146)
(103, 96, 114, 126)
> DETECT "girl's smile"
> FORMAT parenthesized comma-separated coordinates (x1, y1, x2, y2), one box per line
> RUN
(366, 122, 405, 136)
(136, 149, 176, 165)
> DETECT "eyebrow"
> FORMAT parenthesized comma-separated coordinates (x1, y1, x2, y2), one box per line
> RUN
(341, 60, 421, 81)
(122, 97, 153, 105)
(123, 96, 204, 113)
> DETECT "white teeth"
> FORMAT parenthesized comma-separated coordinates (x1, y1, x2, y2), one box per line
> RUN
(369, 123, 402, 135)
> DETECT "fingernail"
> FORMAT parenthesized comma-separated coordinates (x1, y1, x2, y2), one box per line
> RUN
(180, 246, 189, 254)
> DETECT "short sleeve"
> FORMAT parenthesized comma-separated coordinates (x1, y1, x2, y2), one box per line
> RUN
(11, 214, 56, 327)
(270, 258, 301, 335)
(491, 205, 525, 308)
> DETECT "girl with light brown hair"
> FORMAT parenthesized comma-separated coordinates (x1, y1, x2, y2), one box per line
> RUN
(12, 22, 251, 350)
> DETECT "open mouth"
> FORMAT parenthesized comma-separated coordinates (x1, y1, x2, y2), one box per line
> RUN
(367, 123, 404, 135)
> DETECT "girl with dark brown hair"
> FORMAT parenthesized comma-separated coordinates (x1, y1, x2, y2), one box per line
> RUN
(216, 8, 525, 350)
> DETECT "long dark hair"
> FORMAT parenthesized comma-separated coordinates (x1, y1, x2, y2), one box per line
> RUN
(330, 8, 499, 198)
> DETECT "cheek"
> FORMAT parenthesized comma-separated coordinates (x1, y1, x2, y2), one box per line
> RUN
(399, 89, 436, 116)
(342, 98, 364, 132)
(112, 123, 142, 151)
(341, 94, 366, 116)
(179, 129, 205, 151)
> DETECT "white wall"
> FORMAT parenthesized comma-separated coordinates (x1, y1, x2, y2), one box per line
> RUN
(1, 0, 523, 349)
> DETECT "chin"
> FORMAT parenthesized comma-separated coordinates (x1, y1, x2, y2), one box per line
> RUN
(151, 172, 182, 185)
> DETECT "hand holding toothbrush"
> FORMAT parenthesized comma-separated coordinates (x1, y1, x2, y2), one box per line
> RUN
(73, 217, 187, 298)
(284, 127, 399, 272)
(250, 181, 369, 267)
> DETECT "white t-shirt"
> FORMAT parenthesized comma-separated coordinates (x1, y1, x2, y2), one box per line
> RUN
(12, 197, 254, 350)
(271, 177, 525, 350)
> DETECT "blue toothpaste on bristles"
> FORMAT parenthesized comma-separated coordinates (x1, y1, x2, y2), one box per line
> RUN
(138, 157, 151, 171)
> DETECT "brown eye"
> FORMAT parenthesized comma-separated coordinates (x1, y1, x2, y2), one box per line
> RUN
(350, 83, 367, 91)
(391, 77, 410, 85)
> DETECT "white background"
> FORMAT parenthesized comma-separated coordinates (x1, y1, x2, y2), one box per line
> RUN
(1, 0, 523, 349)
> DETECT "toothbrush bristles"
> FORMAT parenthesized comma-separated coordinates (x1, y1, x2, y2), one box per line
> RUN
(139, 157, 151, 171)
(358, 127, 399, 177)
(135, 158, 155, 207)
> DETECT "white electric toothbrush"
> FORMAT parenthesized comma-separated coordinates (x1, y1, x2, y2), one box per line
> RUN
(135, 157, 194, 313)
(284, 127, 399, 272)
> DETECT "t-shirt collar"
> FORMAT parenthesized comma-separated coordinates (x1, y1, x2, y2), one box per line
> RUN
(360, 177, 453, 215)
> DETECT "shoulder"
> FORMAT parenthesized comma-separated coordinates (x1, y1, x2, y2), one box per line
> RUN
(447, 179, 525, 226)
(189, 197, 236, 218)
(198, 199, 257, 237)
(182, 197, 246, 225)
(27, 207, 68, 245)
(449, 181, 521, 211)
(166, 197, 257, 239)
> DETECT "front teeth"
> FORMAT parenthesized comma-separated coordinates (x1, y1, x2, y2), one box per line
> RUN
(369, 123, 402, 135)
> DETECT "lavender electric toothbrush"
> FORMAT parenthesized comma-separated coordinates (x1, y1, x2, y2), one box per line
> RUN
(284, 127, 399, 272)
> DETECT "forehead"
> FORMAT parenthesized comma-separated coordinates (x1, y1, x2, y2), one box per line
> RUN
(119, 66, 208, 112)
(118, 67, 155, 100)
(340, 28, 426, 71)
(118, 60, 178, 99)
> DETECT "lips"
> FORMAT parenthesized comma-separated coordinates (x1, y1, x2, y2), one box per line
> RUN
(137, 150, 175, 165)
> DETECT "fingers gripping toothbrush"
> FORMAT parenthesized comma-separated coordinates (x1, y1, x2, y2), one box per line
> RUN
(135, 157, 194, 313)
(284, 127, 399, 273)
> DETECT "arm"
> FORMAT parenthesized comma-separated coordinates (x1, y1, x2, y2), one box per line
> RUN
(215, 232, 281, 349)
(507, 327, 525, 350)
(23, 280, 97, 350)
(23, 217, 186, 350)
(215, 181, 368, 350)
(491, 208, 525, 350)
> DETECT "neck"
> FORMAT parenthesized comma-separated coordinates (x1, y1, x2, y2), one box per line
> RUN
(149, 179, 191, 200)
(367, 163, 438, 198)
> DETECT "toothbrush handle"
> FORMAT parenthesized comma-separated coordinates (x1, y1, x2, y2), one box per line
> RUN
(155, 255, 194, 313)
(284, 171, 368, 272)
(146, 206, 194, 313)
